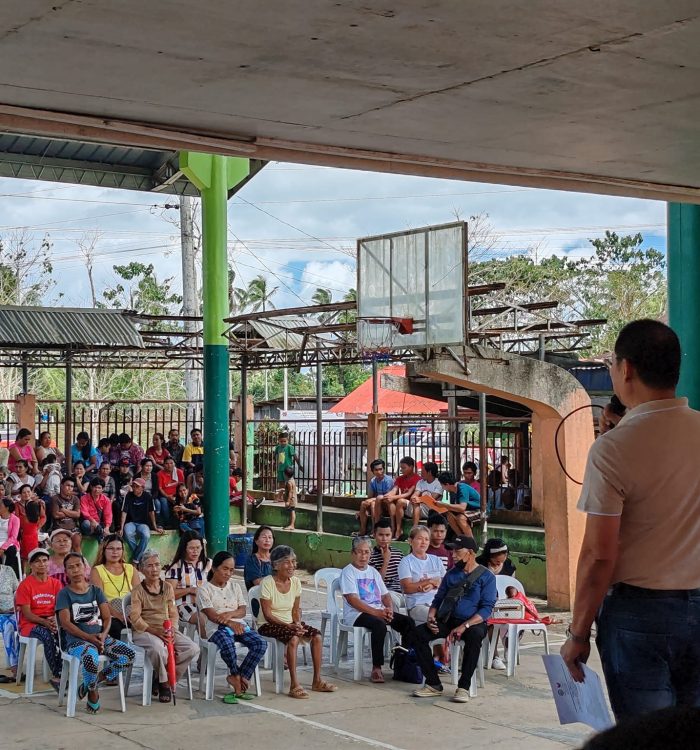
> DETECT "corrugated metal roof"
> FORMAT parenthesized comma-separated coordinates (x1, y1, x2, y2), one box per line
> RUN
(247, 316, 308, 350)
(0, 133, 266, 196)
(0, 306, 144, 349)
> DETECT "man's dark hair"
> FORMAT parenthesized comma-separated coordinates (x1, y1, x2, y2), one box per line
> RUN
(118, 432, 131, 443)
(462, 461, 477, 473)
(191, 427, 202, 437)
(370, 459, 385, 470)
(89, 477, 105, 489)
(422, 461, 438, 478)
(399, 456, 415, 468)
(60, 476, 75, 487)
(278, 431, 289, 440)
(41, 454, 56, 467)
(614, 319, 681, 390)
(374, 517, 392, 530)
(437, 471, 455, 486)
(98, 437, 111, 449)
(427, 513, 447, 528)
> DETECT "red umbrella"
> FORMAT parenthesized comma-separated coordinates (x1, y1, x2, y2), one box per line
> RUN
(163, 619, 177, 705)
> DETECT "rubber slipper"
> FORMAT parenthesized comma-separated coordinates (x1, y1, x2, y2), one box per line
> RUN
(222, 692, 239, 704)
(86, 698, 100, 714)
(235, 692, 254, 700)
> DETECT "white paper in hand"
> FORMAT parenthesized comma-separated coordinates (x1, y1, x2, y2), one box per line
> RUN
(542, 654, 614, 732)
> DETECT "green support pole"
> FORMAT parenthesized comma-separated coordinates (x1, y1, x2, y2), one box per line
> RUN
(181, 152, 250, 552)
(668, 203, 700, 410)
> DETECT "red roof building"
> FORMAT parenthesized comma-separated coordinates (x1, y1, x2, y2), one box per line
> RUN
(328, 364, 447, 415)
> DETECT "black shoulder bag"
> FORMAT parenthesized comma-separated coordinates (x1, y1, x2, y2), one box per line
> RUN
(435, 565, 488, 624)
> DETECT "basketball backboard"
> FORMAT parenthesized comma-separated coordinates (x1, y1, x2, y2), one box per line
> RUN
(356, 221, 467, 351)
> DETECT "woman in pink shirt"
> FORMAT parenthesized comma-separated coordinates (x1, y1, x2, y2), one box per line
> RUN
(0, 496, 20, 577)
(8, 429, 38, 475)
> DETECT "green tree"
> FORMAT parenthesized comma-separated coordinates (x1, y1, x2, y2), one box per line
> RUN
(572, 231, 666, 352)
(102, 262, 182, 318)
(243, 275, 278, 313)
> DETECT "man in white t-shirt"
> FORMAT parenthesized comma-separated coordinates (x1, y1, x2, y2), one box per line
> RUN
(408, 461, 443, 526)
(561, 320, 700, 722)
(340, 536, 413, 683)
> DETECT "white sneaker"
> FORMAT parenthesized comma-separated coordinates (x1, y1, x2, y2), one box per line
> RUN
(451, 688, 469, 703)
(491, 657, 506, 671)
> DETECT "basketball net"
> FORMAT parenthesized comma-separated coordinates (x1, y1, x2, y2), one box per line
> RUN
(357, 318, 405, 361)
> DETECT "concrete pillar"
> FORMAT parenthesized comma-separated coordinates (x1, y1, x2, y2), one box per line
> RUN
(15, 393, 36, 434)
(668, 203, 700, 409)
(366, 412, 386, 485)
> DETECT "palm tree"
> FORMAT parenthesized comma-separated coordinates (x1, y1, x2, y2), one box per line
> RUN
(312, 287, 332, 323)
(245, 274, 278, 312)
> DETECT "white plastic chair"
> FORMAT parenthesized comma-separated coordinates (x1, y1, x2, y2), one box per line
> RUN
(56, 618, 126, 718)
(248, 585, 286, 693)
(196, 598, 262, 701)
(15, 624, 50, 695)
(330, 578, 395, 681)
(488, 575, 550, 678)
(430, 636, 487, 696)
(314, 567, 342, 663)
(121, 594, 194, 705)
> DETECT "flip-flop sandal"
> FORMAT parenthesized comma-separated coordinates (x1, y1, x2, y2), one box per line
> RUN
(288, 686, 309, 699)
(222, 692, 239, 704)
(86, 698, 100, 715)
(158, 686, 172, 703)
(235, 692, 254, 700)
(312, 681, 338, 692)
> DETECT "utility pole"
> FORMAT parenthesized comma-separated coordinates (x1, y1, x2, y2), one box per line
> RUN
(180, 194, 202, 402)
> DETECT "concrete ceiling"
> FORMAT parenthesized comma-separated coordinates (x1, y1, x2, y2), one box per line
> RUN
(0, 2, 699, 201)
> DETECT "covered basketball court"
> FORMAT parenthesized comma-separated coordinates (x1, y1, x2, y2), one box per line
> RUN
(0, 3, 698, 606)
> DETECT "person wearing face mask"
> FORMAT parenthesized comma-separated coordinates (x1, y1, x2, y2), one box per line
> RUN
(409, 536, 497, 703)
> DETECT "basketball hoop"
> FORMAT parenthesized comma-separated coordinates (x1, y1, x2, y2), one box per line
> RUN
(357, 317, 413, 361)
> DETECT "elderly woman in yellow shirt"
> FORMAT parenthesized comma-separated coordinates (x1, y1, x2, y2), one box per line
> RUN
(257, 545, 336, 699)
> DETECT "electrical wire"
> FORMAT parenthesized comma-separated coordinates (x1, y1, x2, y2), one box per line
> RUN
(554, 404, 604, 485)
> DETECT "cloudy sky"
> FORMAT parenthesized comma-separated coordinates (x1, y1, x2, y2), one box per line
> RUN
(0, 162, 666, 310)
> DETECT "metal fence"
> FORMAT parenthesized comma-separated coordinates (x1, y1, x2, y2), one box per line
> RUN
(252, 418, 368, 496)
(34, 401, 237, 455)
(251, 413, 531, 499)
(381, 415, 531, 490)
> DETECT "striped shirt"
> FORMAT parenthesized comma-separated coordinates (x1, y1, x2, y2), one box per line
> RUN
(369, 545, 403, 593)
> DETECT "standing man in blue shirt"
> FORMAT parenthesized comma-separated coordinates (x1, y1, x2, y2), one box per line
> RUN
(409, 535, 496, 703)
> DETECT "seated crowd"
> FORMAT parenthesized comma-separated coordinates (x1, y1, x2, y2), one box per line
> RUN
(0, 436, 540, 714)
(0, 425, 252, 577)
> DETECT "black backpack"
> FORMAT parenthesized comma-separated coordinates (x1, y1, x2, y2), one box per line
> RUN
(390, 645, 423, 684)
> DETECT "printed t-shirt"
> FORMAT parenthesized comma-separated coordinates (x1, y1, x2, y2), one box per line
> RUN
(398, 553, 445, 609)
(275, 444, 296, 482)
(368, 545, 403, 592)
(55, 585, 107, 646)
(257, 575, 301, 625)
(340, 563, 388, 625)
(15, 575, 62, 636)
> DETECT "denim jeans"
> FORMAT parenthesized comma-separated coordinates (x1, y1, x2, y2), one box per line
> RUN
(180, 517, 205, 536)
(123, 522, 151, 563)
(79, 519, 104, 540)
(154, 497, 173, 528)
(597, 584, 700, 721)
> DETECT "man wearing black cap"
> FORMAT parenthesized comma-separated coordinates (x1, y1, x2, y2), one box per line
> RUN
(409, 535, 497, 703)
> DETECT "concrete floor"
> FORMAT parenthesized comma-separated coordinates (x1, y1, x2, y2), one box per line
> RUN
(0, 574, 599, 750)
